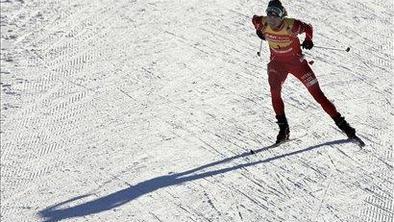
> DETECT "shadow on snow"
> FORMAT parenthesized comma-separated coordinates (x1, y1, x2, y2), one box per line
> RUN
(39, 139, 350, 221)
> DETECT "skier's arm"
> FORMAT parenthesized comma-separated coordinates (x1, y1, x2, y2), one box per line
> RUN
(292, 19, 314, 50)
(291, 19, 313, 40)
(252, 15, 264, 30)
(252, 15, 266, 40)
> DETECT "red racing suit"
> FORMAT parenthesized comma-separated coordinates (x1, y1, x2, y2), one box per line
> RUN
(252, 15, 339, 118)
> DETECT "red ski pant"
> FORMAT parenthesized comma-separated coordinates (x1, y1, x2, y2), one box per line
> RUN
(267, 58, 339, 118)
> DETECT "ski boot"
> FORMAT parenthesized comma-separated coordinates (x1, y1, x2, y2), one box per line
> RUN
(276, 115, 290, 144)
(333, 115, 356, 139)
(333, 115, 365, 147)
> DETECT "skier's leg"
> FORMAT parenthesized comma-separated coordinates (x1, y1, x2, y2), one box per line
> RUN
(293, 60, 339, 117)
(268, 61, 290, 143)
(307, 84, 340, 117)
(267, 60, 288, 117)
(291, 60, 357, 138)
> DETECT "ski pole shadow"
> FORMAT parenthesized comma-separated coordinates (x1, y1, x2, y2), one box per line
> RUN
(38, 139, 351, 222)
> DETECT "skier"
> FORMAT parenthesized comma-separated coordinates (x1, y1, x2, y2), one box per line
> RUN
(252, 0, 359, 144)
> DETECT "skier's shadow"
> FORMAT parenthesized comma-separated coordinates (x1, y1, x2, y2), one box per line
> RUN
(39, 139, 350, 222)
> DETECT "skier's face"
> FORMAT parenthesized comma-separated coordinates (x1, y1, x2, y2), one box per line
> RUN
(266, 11, 283, 29)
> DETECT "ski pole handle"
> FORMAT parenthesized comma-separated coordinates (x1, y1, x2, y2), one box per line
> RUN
(314, 45, 351, 52)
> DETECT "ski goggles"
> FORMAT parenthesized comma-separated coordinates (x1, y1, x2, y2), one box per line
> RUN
(266, 6, 284, 18)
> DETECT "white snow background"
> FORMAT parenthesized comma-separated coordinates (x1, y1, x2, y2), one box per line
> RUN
(0, 0, 393, 221)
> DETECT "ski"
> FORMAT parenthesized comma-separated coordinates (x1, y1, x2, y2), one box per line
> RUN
(250, 138, 295, 154)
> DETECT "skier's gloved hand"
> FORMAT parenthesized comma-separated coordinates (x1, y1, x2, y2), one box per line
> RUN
(302, 39, 314, 50)
(256, 30, 265, 40)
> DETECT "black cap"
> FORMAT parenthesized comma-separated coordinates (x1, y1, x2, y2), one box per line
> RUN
(266, 0, 286, 18)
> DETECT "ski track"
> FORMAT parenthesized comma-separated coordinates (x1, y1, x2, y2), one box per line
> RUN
(1, 0, 393, 222)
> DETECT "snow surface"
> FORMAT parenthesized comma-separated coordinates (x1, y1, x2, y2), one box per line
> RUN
(0, 0, 393, 221)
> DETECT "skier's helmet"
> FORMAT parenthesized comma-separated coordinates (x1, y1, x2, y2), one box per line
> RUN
(266, 0, 287, 18)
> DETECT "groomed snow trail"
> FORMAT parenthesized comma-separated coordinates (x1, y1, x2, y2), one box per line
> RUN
(1, 0, 393, 221)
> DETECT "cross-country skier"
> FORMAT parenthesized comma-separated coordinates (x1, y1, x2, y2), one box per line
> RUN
(252, 0, 358, 144)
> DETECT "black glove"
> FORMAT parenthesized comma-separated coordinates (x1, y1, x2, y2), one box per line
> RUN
(302, 39, 314, 50)
(256, 30, 265, 40)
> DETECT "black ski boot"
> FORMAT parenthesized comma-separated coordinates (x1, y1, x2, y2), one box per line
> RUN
(333, 115, 356, 139)
(276, 115, 290, 144)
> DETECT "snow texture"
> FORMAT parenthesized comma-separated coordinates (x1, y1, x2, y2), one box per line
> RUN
(0, 0, 393, 221)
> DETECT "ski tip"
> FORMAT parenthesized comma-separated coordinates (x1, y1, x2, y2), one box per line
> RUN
(352, 136, 366, 147)
(357, 140, 366, 147)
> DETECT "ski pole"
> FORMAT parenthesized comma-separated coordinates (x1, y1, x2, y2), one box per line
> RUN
(314, 45, 351, 52)
(257, 39, 263, 57)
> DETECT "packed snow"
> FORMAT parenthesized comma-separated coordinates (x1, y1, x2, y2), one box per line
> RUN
(1, 0, 393, 221)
